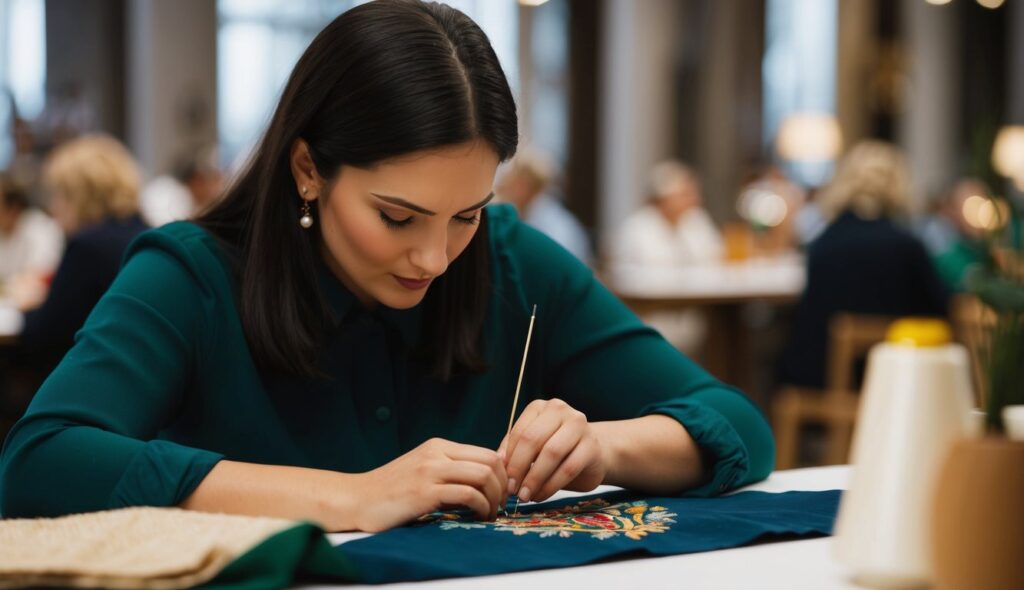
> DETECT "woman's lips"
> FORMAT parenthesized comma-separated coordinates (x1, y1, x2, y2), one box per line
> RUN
(393, 275, 431, 290)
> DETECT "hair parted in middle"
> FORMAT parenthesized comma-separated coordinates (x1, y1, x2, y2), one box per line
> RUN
(198, 0, 519, 380)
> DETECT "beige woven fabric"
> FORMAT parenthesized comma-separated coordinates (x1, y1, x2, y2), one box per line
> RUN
(0, 507, 297, 589)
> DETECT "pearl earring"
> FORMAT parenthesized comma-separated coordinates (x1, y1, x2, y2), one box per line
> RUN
(299, 187, 314, 229)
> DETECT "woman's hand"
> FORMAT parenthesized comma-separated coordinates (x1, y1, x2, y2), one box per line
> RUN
(350, 438, 508, 532)
(499, 398, 607, 504)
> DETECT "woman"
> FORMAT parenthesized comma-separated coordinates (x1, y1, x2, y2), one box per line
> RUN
(15, 135, 148, 371)
(0, 1, 772, 531)
(779, 141, 950, 389)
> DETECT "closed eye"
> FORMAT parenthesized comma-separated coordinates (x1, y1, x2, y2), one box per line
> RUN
(379, 210, 413, 229)
(380, 209, 480, 230)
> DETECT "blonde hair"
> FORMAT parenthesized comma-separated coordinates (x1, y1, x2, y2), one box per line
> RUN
(42, 134, 141, 227)
(816, 140, 910, 221)
(505, 151, 554, 190)
(647, 160, 697, 200)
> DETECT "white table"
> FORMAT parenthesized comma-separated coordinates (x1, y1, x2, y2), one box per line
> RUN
(0, 298, 23, 345)
(608, 256, 806, 306)
(609, 257, 806, 400)
(300, 466, 858, 590)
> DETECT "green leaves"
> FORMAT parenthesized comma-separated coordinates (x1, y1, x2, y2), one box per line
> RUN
(972, 274, 1024, 314)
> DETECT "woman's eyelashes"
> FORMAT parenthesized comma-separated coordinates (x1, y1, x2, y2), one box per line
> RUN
(378, 210, 479, 230)
(379, 209, 413, 229)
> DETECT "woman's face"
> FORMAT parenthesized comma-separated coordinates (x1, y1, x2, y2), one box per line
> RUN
(305, 140, 499, 309)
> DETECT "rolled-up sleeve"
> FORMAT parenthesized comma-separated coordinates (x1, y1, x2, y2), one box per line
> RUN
(499, 212, 774, 495)
(0, 238, 224, 517)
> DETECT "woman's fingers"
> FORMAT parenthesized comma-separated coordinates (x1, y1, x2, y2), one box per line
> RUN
(505, 402, 573, 500)
(437, 461, 505, 518)
(532, 436, 599, 502)
(435, 484, 492, 520)
(441, 441, 508, 503)
(517, 418, 587, 502)
(501, 399, 544, 455)
(501, 399, 544, 491)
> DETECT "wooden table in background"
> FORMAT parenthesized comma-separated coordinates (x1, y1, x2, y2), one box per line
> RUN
(609, 256, 805, 403)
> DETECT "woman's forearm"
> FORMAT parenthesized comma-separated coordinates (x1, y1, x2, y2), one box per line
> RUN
(181, 417, 703, 531)
(592, 414, 705, 495)
(179, 460, 363, 532)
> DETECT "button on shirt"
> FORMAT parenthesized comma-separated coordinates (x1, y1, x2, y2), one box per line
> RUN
(0, 205, 774, 518)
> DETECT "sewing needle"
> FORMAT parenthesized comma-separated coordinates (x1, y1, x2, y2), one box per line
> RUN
(503, 304, 536, 518)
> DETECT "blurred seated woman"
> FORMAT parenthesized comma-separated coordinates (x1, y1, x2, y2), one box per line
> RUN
(17, 135, 148, 372)
(778, 141, 950, 389)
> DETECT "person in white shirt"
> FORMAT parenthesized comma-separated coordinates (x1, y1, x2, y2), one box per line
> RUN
(0, 174, 64, 297)
(496, 152, 594, 268)
(140, 145, 224, 227)
(610, 161, 723, 355)
(614, 161, 723, 266)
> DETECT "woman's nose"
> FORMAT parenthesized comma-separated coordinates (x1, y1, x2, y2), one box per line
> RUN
(410, 232, 448, 277)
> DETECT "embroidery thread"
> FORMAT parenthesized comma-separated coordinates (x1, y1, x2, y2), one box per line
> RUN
(420, 498, 677, 541)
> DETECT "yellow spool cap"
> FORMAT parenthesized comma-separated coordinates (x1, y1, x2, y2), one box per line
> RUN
(886, 318, 953, 347)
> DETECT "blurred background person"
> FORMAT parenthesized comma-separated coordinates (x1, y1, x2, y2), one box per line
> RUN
(735, 164, 806, 256)
(612, 161, 723, 268)
(778, 141, 950, 389)
(16, 134, 147, 373)
(140, 143, 224, 227)
(0, 172, 63, 298)
(917, 178, 992, 292)
(609, 161, 724, 355)
(496, 151, 593, 267)
(793, 190, 829, 248)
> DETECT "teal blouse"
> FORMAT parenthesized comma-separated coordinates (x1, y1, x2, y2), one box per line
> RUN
(0, 205, 774, 518)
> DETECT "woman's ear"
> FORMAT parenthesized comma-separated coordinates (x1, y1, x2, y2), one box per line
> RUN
(289, 139, 322, 201)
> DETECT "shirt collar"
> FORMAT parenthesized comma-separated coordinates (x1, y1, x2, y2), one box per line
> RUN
(316, 259, 422, 346)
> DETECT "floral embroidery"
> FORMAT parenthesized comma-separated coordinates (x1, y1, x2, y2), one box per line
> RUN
(419, 498, 677, 541)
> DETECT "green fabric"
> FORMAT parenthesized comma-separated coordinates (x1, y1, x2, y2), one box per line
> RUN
(0, 204, 774, 518)
(200, 522, 357, 590)
(934, 238, 986, 292)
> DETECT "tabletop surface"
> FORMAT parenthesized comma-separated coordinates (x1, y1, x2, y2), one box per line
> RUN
(299, 465, 856, 590)
(609, 256, 806, 302)
(0, 299, 22, 340)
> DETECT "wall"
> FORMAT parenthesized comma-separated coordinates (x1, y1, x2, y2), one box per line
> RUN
(126, 0, 217, 178)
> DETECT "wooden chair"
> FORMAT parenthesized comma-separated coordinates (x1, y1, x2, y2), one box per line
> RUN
(773, 313, 896, 469)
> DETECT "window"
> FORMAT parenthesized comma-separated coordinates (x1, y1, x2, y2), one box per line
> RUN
(763, 0, 838, 186)
(0, 0, 46, 168)
(217, 0, 520, 169)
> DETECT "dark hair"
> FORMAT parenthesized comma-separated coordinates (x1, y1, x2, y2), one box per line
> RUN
(197, 0, 518, 380)
(0, 173, 29, 210)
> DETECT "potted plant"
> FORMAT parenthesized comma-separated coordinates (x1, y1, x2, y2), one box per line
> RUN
(930, 200, 1024, 590)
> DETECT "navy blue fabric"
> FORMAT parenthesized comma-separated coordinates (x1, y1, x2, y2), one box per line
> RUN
(338, 489, 841, 583)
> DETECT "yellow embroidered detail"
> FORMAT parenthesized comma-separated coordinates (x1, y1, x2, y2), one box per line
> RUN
(419, 498, 677, 541)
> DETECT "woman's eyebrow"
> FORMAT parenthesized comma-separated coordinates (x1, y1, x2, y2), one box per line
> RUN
(371, 192, 495, 216)
(458, 192, 495, 213)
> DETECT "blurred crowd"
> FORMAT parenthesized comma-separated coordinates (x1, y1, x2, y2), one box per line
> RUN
(0, 120, 223, 431)
(1, 111, 1021, 445)
(494, 141, 1019, 395)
